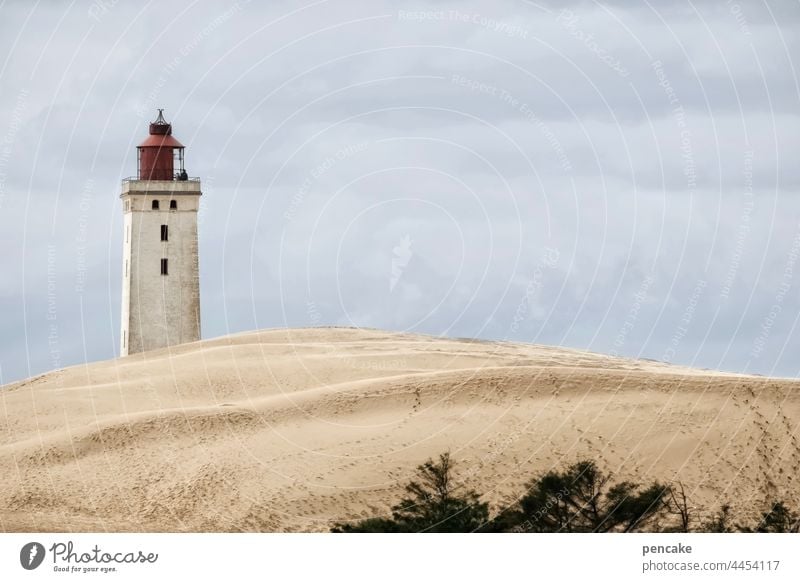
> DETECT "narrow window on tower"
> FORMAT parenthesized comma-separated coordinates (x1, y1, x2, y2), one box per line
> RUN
(161, 224, 168, 241)
(125, 260, 128, 277)
(123, 330, 126, 349)
(161, 258, 168, 275)
(170, 200, 177, 210)
(152, 200, 159, 210)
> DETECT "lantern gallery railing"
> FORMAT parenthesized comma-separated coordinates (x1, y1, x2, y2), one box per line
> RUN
(121, 176, 201, 183)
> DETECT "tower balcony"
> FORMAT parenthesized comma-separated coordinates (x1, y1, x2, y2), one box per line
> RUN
(120, 177, 202, 197)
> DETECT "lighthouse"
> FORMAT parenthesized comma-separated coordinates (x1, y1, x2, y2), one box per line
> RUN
(120, 109, 201, 355)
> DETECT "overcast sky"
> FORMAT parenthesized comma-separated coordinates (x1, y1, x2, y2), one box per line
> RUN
(0, 0, 798, 384)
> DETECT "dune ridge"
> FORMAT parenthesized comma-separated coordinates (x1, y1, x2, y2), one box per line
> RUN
(1, 327, 798, 532)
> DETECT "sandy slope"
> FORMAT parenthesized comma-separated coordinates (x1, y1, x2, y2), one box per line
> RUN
(1, 327, 798, 532)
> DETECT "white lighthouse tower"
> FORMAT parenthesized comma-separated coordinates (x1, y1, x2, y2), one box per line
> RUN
(120, 110, 201, 356)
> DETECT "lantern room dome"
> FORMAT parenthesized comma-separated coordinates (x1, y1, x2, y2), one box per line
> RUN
(138, 108, 184, 148)
(138, 133, 184, 149)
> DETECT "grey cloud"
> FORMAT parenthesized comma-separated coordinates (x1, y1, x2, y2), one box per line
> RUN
(1, 0, 799, 384)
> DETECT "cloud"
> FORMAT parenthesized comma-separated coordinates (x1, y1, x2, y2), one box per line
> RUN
(1, 0, 798, 383)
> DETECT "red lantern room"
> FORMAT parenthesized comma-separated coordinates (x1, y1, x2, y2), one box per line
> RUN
(137, 109, 188, 181)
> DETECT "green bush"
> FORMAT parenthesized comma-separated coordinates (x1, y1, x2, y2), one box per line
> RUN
(332, 453, 798, 533)
(332, 452, 489, 533)
(492, 460, 671, 532)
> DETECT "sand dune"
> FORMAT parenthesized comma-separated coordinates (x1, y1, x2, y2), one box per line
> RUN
(1, 327, 798, 532)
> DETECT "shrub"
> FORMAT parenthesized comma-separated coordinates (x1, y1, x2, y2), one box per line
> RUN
(491, 460, 671, 532)
(332, 452, 489, 533)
